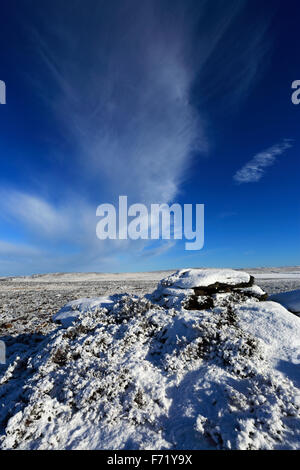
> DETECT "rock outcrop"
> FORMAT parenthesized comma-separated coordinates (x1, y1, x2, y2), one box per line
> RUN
(150, 268, 268, 309)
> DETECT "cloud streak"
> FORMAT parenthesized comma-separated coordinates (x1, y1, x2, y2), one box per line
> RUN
(29, 0, 271, 204)
(0, 1, 278, 274)
(233, 140, 293, 184)
(30, 1, 205, 204)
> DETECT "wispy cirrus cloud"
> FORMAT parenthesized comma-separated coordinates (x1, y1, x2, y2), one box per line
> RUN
(1, 191, 70, 240)
(0, 240, 41, 258)
(0, 1, 278, 274)
(28, 0, 272, 204)
(0, 190, 148, 275)
(233, 140, 293, 184)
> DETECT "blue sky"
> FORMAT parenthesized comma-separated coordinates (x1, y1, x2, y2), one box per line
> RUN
(0, 0, 299, 275)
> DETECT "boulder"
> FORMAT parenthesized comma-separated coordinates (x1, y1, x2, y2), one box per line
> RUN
(150, 268, 267, 310)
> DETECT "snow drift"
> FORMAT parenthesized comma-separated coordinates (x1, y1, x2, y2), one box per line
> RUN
(270, 289, 300, 315)
(0, 269, 299, 450)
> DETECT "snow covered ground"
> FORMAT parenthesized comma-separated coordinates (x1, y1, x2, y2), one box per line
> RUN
(1, 267, 300, 337)
(270, 290, 300, 314)
(0, 268, 299, 450)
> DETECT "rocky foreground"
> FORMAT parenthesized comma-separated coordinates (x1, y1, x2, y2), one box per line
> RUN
(0, 269, 299, 450)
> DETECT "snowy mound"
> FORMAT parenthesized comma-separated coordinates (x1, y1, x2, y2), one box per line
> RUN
(0, 271, 299, 450)
(158, 268, 252, 289)
(150, 268, 266, 309)
(270, 289, 300, 315)
(53, 297, 116, 327)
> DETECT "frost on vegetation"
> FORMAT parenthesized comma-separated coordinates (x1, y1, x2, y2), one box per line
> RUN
(0, 270, 299, 450)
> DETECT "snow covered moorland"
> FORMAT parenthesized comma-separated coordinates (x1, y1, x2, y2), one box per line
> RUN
(0, 269, 299, 450)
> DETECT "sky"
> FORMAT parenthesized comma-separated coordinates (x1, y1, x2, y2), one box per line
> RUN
(0, 0, 300, 276)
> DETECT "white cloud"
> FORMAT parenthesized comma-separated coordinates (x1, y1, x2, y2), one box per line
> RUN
(233, 140, 293, 184)
(0, 190, 102, 249)
(0, 240, 41, 257)
(1, 191, 69, 239)
(0, 190, 151, 275)
(0, 1, 276, 274)
(30, 1, 270, 204)
(32, 2, 207, 204)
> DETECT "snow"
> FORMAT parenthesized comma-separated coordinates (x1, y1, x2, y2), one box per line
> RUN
(0, 269, 299, 450)
(239, 285, 266, 297)
(238, 301, 300, 383)
(269, 290, 300, 314)
(52, 297, 115, 327)
(0, 271, 175, 283)
(159, 269, 251, 289)
(253, 273, 300, 280)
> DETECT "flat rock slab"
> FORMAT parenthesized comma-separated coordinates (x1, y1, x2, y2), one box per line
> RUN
(160, 269, 252, 289)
